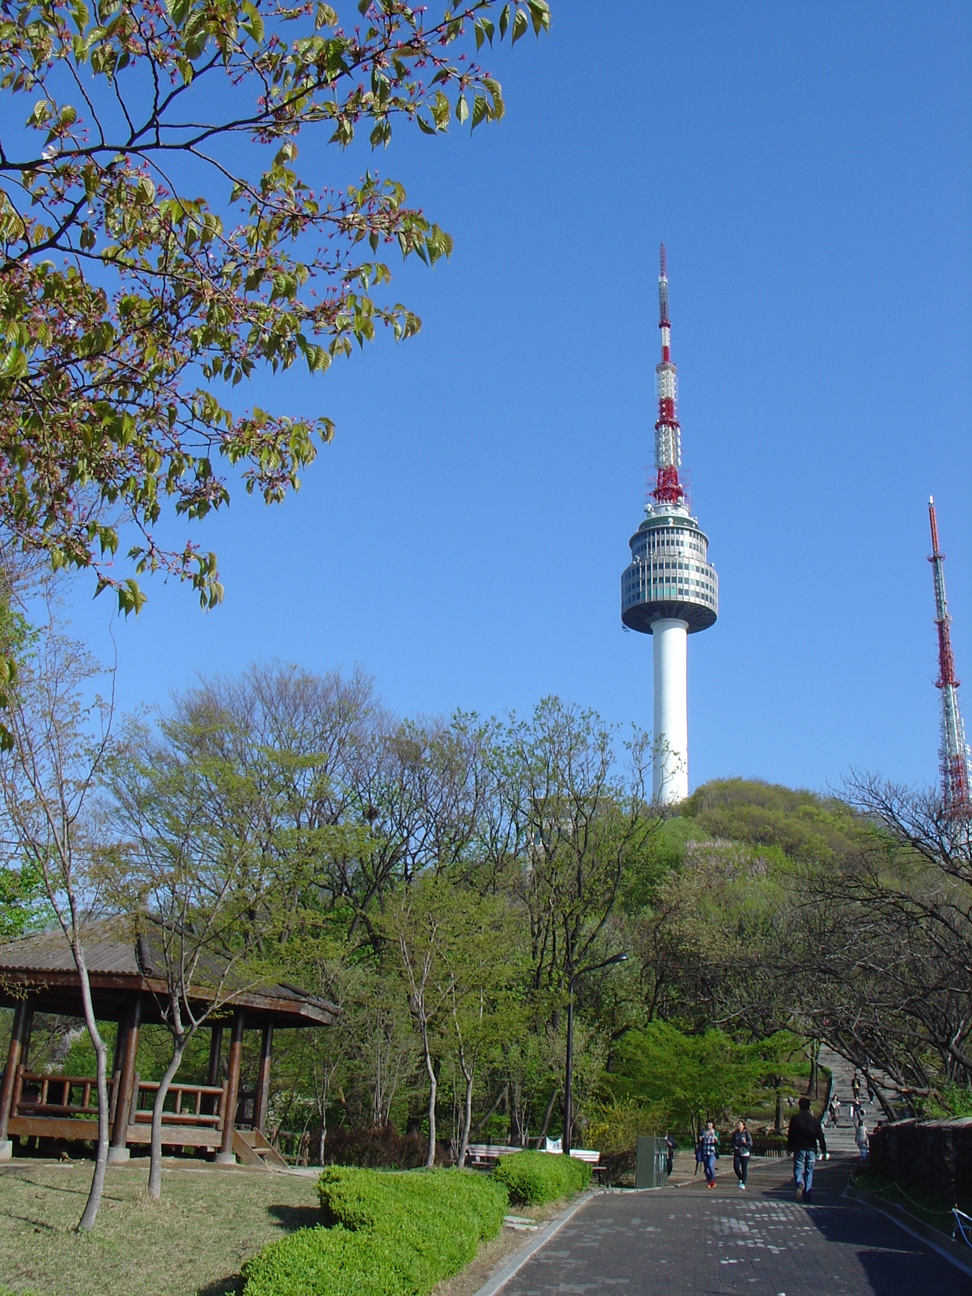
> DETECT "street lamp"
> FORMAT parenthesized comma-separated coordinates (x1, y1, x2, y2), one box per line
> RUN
(563, 952, 628, 1155)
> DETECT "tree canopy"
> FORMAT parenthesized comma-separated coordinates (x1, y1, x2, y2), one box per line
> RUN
(0, 0, 550, 611)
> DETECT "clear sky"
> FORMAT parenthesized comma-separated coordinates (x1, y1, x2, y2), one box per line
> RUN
(63, 0, 972, 796)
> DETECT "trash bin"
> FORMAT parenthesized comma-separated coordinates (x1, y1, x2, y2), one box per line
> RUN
(635, 1135, 670, 1189)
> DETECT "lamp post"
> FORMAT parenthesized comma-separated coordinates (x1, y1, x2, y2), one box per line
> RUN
(563, 952, 628, 1155)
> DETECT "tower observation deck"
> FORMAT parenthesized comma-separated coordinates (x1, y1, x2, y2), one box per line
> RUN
(621, 247, 718, 804)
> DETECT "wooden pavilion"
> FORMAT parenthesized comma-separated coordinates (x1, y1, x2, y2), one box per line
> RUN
(0, 919, 338, 1168)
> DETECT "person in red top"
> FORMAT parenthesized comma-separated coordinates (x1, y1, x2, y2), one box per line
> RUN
(787, 1097, 828, 1204)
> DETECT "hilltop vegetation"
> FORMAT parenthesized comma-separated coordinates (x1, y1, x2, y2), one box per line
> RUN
(3, 643, 969, 1182)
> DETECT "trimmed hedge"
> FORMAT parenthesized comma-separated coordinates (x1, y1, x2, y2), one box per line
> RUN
(241, 1166, 508, 1296)
(492, 1150, 592, 1205)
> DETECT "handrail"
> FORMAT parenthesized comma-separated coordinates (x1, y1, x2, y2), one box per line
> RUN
(14, 1069, 116, 1118)
(135, 1081, 224, 1095)
(13, 1069, 225, 1128)
(953, 1208, 972, 1249)
(19, 1071, 116, 1087)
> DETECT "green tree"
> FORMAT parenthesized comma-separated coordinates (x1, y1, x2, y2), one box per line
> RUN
(387, 872, 517, 1167)
(104, 711, 307, 1199)
(0, 0, 550, 612)
(610, 1022, 798, 1136)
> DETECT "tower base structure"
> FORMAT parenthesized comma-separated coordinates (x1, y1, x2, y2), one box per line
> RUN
(652, 618, 689, 804)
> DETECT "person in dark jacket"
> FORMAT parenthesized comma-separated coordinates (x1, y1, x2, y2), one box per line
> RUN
(731, 1119, 753, 1188)
(787, 1097, 828, 1203)
(665, 1133, 676, 1176)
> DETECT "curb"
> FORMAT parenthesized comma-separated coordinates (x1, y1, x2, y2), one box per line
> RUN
(471, 1190, 598, 1296)
(843, 1183, 972, 1279)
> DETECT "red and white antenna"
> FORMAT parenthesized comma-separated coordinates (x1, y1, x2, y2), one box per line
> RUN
(652, 243, 685, 505)
(928, 496, 972, 816)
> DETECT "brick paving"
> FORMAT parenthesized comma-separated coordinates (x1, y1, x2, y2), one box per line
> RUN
(498, 1156, 972, 1295)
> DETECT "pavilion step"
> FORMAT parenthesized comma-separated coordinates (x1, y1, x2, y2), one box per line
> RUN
(234, 1128, 289, 1170)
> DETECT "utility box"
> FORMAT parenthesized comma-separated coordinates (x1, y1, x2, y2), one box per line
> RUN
(635, 1136, 670, 1189)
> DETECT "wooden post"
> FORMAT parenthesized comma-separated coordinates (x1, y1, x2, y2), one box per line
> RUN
(216, 1010, 244, 1163)
(109, 997, 142, 1163)
(20, 1007, 33, 1072)
(253, 1023, 273, 1135)
(203, 1024, 223, 1118)
(207, 1024, 224, 1086)
(109, 1017, 127, 1124)
(0, 1002, 32, 1152)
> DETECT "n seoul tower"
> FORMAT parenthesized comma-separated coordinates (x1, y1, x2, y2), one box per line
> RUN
(621, 247, 718, 804)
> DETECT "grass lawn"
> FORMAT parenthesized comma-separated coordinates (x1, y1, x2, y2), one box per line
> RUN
(0, 1158, 566, 1296)
(0, 1159, 322, 1296)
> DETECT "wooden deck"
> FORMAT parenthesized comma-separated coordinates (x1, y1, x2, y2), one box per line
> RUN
(8, 1115, 222, 1146)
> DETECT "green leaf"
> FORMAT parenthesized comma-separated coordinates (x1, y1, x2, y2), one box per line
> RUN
(415, 115, 437, 135)
(511, 7, 529, 44)
(527, 0, 551, 35)
(165, 0, 191, 29)
(499, 3, 510, 39)
(483, 77, 505, 121)
(431, 91, 450, 129)
(117, 579, 148, 616)
(0, 348, 28, 379)
(456, 94, 469, 125)
(241, 1, 264, 41)
(470, 93, 489, 130)
(69, 0, 90, 34)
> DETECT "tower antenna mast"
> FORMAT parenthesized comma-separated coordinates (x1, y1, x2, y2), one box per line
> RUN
(928, 497, 972, 815)
(653, 244, 684, 506)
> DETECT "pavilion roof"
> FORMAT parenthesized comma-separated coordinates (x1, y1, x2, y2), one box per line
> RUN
(0, 917, 339, 1029)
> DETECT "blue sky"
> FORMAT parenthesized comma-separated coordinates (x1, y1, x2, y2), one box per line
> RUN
(64, 0, 972, 796)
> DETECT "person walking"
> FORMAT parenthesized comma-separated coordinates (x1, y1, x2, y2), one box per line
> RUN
(665, 1133, 676, 1177)
(731, 1119, 753, 1189)
(855, 1119, 869, 1164)
(698, 1120, 719, 1188)
(787, 1097, 828, 1204)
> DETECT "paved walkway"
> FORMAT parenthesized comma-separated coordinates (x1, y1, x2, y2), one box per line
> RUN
(498, 1157, 972, 1295)
(820, 1046, 863, 1155)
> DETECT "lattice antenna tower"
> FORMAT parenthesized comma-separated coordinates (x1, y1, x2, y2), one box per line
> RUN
(928, 497, 972, 815)
(652, 244, 684, 506)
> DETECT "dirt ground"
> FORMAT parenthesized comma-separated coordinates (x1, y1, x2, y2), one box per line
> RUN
(0, 1158, 570, 1296)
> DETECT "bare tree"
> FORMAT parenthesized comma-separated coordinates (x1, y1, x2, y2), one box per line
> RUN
(0, 602, 114, 1230)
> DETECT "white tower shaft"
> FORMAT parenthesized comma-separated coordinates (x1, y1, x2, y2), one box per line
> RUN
(652, 618, 689, 803)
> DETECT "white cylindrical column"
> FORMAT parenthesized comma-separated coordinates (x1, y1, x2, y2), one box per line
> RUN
(652, 618, 689, 805)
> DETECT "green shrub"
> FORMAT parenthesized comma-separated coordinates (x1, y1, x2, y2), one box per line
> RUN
(241, 1166, 508, 1296)
(492, 1150, 591, 1205)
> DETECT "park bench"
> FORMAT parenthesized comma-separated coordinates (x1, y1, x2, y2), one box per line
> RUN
(465, 1143, 522, 1166)
(465, 1142, 605, 1183)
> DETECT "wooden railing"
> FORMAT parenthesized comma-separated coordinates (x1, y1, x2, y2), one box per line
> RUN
(13, 1070, 226, 1130)
(130, 1078, 226, 1128)
(14, 1071, 112, 1119)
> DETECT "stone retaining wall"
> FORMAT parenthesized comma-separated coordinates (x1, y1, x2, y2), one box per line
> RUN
(869, 1117, 972, 1200)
